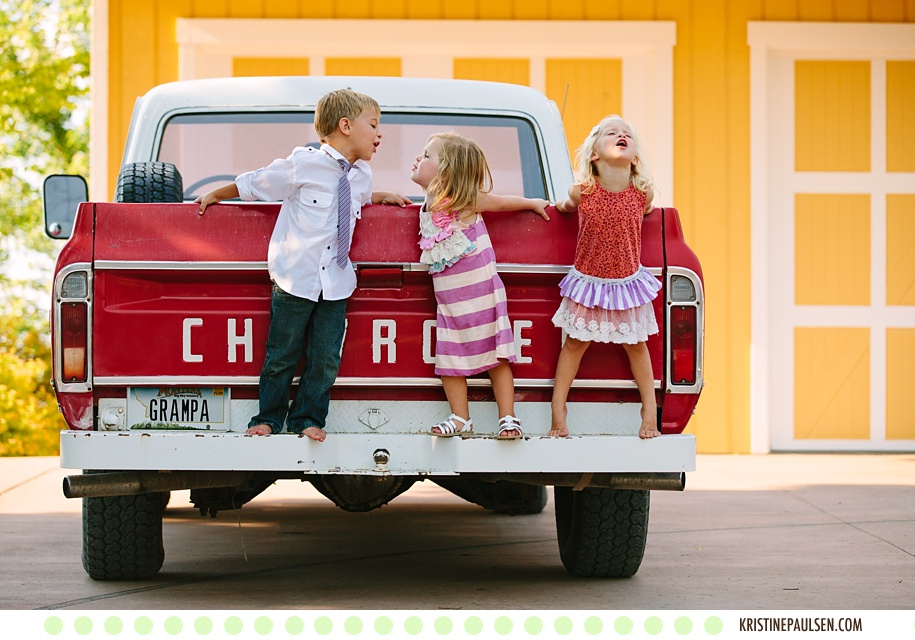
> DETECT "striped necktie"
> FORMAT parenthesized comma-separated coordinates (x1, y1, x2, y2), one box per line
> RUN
(336, 158, 352, 269)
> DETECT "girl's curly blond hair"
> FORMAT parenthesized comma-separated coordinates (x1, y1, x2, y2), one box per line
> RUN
(573, 115, 653, 195)
(426, 132, 493, 219)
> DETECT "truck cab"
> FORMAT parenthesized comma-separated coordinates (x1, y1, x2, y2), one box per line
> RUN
(46, 76, 703, 580)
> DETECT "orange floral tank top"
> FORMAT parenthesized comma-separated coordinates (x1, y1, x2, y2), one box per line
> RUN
(574, 183, 646, 280)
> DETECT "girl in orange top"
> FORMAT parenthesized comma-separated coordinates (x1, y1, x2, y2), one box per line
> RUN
(551, 115, 662, 439)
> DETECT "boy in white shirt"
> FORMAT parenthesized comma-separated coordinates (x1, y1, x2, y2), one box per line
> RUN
(196, 89, 407, 441)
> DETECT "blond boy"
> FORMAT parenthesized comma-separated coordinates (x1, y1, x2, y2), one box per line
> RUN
(196, 89, 407, 441)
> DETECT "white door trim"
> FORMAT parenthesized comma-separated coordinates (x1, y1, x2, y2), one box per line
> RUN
(89, 0, 110, 201)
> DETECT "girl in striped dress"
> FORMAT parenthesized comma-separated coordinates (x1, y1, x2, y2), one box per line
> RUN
(411, 132, 550, 438)
(550, 115, 662, 439)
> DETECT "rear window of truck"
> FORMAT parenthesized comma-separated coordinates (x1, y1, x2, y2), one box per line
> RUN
(157, 112, 547, 202)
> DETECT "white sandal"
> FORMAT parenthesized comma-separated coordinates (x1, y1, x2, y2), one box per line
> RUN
(430, 414, 473, 437)
(497, 415, 523, 439)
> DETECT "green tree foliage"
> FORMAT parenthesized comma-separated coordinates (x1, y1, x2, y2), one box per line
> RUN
(0, 0, 88, 253)
(0, 299, 63, 455)
(0, 0, 88, 455)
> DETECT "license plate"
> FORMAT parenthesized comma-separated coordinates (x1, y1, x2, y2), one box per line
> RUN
(128, 387, 229, 430)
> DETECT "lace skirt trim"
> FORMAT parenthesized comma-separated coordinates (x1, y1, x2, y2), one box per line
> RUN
(552, 297, 659, 344)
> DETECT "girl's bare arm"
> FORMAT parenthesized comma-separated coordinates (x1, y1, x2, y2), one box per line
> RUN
(477, 193, 550, 220)
(555, 184, 581, 213)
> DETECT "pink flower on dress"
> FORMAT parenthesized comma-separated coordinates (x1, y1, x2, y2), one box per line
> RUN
(431, 209, 458, 228)
(419, 200, 460, 250)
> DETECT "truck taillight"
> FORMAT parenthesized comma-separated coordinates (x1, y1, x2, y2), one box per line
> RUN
(670, 306, 696, 385)
(61, 302, 88, 382)
(54, 266, 92, 393)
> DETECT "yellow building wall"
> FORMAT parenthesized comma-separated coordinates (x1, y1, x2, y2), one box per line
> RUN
(103, 0, 915, 453)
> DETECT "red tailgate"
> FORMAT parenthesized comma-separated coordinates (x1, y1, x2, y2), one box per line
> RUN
(90, 203, 665, 390)
(92, 202, 275, 379)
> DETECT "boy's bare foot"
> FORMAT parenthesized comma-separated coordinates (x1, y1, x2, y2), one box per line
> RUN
(246, 424, 272, 436)
(301, 426, 326, 442)
(549, 406, 570, 437)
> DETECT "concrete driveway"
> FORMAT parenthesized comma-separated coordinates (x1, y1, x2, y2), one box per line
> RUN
(1, 453, 913, 615)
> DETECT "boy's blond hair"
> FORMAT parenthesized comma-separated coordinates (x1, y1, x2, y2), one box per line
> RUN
(314, 89, 380, 142)
(427, 132, 492, 219)
(574, 115, 653, 195)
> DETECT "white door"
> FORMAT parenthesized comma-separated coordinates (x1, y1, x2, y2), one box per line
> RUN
(750, 23, 915, 452)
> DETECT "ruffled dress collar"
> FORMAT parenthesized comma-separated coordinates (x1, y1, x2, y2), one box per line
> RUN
(417, 202, 476, 274)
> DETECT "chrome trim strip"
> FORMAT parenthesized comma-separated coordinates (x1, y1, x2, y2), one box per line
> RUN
(93, 376, 657, 390)
(94, 260, 268, 271)
(93, 260, 662, 276)
(54, 263, 94, 393)
(665, 266, 705, 395)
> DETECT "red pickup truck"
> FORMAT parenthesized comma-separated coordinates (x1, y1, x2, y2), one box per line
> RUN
(44, 76, 703, 580)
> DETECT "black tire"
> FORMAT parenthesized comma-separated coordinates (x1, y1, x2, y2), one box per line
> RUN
(115, 162, 184, 203)
(82, 493, 165, 580)
(493, 484, 548, 515)
(431, 477, 547, 515)
(554, 486, 649, 578)
(158, 491, 171, 514)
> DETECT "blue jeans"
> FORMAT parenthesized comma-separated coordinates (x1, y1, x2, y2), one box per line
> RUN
(249, 285, 347, 434)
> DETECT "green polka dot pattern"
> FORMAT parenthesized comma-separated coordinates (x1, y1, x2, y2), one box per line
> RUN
(25, 612, 901, 638)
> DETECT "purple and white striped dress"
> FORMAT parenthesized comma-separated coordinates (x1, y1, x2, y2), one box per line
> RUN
(419, 207, 516, 377)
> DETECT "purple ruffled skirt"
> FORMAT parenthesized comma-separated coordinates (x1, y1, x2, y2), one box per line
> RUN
(552, 266, 661, 344)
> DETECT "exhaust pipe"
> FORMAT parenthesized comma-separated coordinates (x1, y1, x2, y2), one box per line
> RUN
(473, 472, 686, 491)
(64, 470, 686, 498)
(63, 471, 255, 499)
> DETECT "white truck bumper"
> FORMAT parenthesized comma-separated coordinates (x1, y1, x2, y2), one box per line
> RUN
(60, 431, 695, 475)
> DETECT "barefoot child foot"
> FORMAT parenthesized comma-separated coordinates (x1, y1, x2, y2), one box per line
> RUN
(639, 424, 661, 439)
(302, 426, 326, 442)
(246, 424, 273, 436)
(549, 406, 570, 437)
(638, 408, 660, 439)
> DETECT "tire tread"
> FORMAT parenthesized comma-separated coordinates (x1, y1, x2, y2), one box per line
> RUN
(82, 493, 165, 580)
(115, 162, 183, 203)
(555, 487, 649, 578)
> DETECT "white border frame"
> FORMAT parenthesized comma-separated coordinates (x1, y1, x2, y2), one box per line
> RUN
(748, 22, 915, 453)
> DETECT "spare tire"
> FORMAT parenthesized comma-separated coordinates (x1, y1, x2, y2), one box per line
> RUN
(115, 162, 184, 203)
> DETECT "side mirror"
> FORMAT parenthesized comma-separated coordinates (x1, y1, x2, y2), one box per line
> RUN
(43, 174, 88, 240)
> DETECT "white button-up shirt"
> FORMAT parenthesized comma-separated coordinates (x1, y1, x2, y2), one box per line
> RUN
(235, 144, 372, 301)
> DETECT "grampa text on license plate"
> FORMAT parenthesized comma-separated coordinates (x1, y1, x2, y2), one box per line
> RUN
(128, 387, 227, 430)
